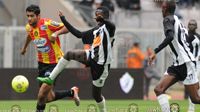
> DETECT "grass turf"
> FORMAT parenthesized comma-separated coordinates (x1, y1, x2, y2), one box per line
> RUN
(0, 100, 199, 112)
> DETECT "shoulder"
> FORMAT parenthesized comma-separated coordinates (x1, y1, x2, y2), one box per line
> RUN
(42, 18, 51, 25)
(44, 18, 62, 27)
(195, 33, 200, 39)
(195, 33, 200, 37)
(104, 20, 115, 28)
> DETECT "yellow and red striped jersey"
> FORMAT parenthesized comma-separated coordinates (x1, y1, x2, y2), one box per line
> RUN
(25, 18, 64, 64)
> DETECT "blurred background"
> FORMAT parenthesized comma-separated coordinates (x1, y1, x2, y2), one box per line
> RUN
(0, 0, 200, 101)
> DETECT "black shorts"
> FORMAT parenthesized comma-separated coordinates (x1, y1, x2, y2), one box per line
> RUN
(88, 59, 110, 87)
(167, 61, 196, 82)
(38, 62, 57, 86)
(88, 59, 110, 80)
(167, 64, 187, 81)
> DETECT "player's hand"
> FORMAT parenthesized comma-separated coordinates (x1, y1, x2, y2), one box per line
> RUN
(20, 48, 26, 55)
(148, 52, 156, 66)
(50, 33, 57, 43)
(58, 10, 64, 17)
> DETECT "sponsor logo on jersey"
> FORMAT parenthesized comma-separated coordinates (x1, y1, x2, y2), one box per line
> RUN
(40, 25, 47, 30)
(34, 31, 38, 37)
(33, 38, 50, 53)
(51, 21, 60, 27)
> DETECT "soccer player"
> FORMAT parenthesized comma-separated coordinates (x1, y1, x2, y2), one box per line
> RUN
(149, 1, 200, 112)
(37, 6, 116, 112)
(186, 20, 200, 112)
(21, 4, 80, 112)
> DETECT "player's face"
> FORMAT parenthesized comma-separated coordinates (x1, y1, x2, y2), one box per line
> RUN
(26, 11, 39, 27)
(95, 12, 104, 22)
(188, 21, 197, 32)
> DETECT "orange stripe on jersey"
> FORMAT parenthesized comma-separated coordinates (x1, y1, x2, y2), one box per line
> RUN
(26, 18, 64, 64)
(40, 28, 54, 64)
(45, 28, 57, 63)
(92, 35, 101, 47)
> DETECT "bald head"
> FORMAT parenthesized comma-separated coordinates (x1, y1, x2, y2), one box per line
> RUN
(188, 19, 197, 32)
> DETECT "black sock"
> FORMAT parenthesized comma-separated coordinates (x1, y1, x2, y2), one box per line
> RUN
(54, 90, 74, 100)
(36, 103, 46, 112)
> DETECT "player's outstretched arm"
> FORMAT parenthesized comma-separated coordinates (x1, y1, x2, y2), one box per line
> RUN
(21, 35, 32, 55)
(154, 17, 175, 54)
(58, 10, 83, 38)
(154, 31, 174, 54)
(50, 27, 69, 43)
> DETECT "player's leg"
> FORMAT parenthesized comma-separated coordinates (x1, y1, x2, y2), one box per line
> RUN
(92, 86, 107, 112)
(36, 63, 79, 111)
(154, 74, 178, 112)
(188, 96, 195, 112)
(91, 62, 110, 112)
(36, 63, 51, 112)
(37, 63, 80, 106)
(185, 83, 200, 103)
(183, 61, 200, 104)
(36, 83, 51, 112)
(37, 50, 88, 84)
(187, 62, 200, 112)
(185, 83, 200, 112)
(45, 86, 80, 106)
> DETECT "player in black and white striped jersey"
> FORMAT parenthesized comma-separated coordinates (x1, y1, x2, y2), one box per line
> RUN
(149, 1, 200, 112)
(186, 19, 200, 112)
(37, 6, 116, 112)
(187, 19, 200, 72)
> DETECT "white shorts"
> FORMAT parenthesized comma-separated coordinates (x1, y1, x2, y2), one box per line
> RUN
(164, 61, 198, 85)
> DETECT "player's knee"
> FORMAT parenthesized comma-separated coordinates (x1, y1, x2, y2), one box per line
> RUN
(38, 91, 46, 99)
(154, 86, 164, 96)
(191, 97, 200, 104)
(64, 51, 74, 60)
(38, 88, 49, 99)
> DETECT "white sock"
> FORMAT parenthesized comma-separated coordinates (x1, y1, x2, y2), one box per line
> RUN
(49, 57, 69, 80)
(188, 97, 195, 112)
(157, 94, 170, 112)
(97, 97, 107, 112)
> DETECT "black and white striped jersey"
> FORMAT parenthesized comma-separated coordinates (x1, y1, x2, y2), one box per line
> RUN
(154, 15, 195, 66)
(60, 16, 116, 65)
(90, 24, 115, 65)
(187, 32, 200, 60)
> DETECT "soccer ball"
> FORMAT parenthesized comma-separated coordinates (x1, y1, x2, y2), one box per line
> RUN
(11, 75, 29, 93)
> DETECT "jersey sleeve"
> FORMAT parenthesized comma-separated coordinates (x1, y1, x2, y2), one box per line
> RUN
(163, 16, 175, 37)
(47, 19, 64, 32)
(81, 29, 94, 44)
(154, 16, 175, 54)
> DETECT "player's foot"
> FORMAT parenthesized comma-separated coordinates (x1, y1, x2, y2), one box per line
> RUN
(71, 86, 80, 106)
(37, 77, 54, 85)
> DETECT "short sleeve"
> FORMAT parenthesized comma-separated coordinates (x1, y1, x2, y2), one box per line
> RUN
(81, 29, 94, 44)
(163, 16, 175, 36)
(46, 19, 64, 32)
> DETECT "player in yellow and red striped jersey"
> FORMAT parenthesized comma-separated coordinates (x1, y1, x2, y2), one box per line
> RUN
(21, 4, 80, 112)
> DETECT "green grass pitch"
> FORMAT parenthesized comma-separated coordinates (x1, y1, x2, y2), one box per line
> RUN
(0, 100, 200, 112)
